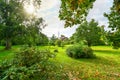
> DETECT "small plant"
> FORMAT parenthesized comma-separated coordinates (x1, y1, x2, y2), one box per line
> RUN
(54, 49, 59, 53)
(66, 44, 95, 59)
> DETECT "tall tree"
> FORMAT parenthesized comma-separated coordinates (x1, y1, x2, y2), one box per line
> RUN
(59, 0, 120, 27)
(49, 34, 57, 46)
(104, 4, 120, 31)
(74, 19, 102, 47)
(0, 0, 44, 49)
(59, 0, 95, 27)
(0, 0, 25, 49)
(106, 31, 120, 49)
(105, 2, 120, 48)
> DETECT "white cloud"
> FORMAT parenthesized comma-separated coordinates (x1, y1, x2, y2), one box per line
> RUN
(40, 0, 59, 11)
(38, 0, 113, 38)
(87, 0, 113, 27)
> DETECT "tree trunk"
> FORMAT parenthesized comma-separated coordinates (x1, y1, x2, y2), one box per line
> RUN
(5, 38, 11, 50)
(87, 41, 91, 47)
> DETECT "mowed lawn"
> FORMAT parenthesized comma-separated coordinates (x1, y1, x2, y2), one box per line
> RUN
(0, 45, 120, 80)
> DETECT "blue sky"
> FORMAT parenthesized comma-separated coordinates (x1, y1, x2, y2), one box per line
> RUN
(39, 0, 113, 38)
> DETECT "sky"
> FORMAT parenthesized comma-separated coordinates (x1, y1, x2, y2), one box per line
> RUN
(39, 0, 113, 38)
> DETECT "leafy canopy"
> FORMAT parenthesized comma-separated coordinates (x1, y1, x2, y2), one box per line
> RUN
(105, 2, 120, 48)
(59, 0, 95, 27)
(73, 19, 102, 47)
(0, 0, 45, 49)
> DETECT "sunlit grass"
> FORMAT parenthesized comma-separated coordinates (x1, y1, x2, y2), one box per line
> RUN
(0, 46, 20, 63)
(0, 45, 120, 79)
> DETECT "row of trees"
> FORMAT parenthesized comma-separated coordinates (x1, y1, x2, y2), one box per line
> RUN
(0, 0, 120, 49)
(49, 34, 69, 47)
(70, 19, 120, 48)
(59, 0, 120, 48)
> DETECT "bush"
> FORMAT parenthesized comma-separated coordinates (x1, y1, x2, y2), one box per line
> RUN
(0, 46, 69, 80)
(55, 39, 62, 47)
(112, 41, 120, 49)
(54, 49, 59, 53)
(66, 44, 95, 58)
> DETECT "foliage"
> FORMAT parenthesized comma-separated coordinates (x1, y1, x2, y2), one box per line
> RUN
(114, 0, 120, 13)
(105, 4, 120, 48)
(1, 46, 120, 79)
(49, 34, 57, 46)
(106, 31, 120, 49)
(0, 0, 25, 49)
(0, 46, 69, 80)
(59, 0, 95, 27)
(66, 44, 95, 59)
(104, 5, 120, 31)
(11, 31, 48, 46)
(60, 35, 69, 45)
(37, 33, 49, 46)
(55, 39, 62, 47)
(73, 19, 102, 47)
(0, 0, 45, 49)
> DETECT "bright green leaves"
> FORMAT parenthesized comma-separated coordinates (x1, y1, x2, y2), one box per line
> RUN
(73, 19, 102, 46)
(104, 0, 120, 49)
(104, 7, 120, 31)
(59, 0, 95, 27)
(0, 0, 44, 49)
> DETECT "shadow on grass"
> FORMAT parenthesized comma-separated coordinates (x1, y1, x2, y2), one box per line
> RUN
(76, 55, 118, 66)
(94, 49, 120, 55)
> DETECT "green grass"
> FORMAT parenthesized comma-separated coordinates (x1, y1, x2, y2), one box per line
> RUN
(0, 46, 20, 63)
(0, 45, 120, 79)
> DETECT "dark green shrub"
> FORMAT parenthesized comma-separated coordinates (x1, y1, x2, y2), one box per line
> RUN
(0, 46, 69, 80)
(66, 44, 95, 58)
(54, 49, 59, 53)
(55, 39, 62, 47)
(112, 41, 120, 49)
(0, 40, 5, 46)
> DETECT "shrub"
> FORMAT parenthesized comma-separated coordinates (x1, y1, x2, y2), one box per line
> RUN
(112, 41, 120, 49)
(55, 39, 62, 47)
(54, 49, 59, 53)
(0, 46, 69, 80)
(66, 44, 95, 58)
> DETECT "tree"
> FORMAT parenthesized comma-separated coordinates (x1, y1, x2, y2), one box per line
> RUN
(107, 31, 120, 49)
(0, 0, 44, 49)
(55, 39, 62, 47)
(23, 18, 45, 47)
(59, 0, 120, 28)
(49, 34, 57, 46)
(37, 32, 49, 46)
(114, 0, 120, 13)
(60, 35, 69, 45)
(105, 2, 120, 48)
(59, 0, 95, 27)
(74, 19, 102, 47)
(0, 0, 25, 49)
(104, 6, 120, 31)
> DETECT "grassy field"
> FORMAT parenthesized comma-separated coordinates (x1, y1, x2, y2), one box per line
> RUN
(0, 45, 120, 80)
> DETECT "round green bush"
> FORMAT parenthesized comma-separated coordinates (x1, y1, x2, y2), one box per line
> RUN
(66, 44, 95, 58)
